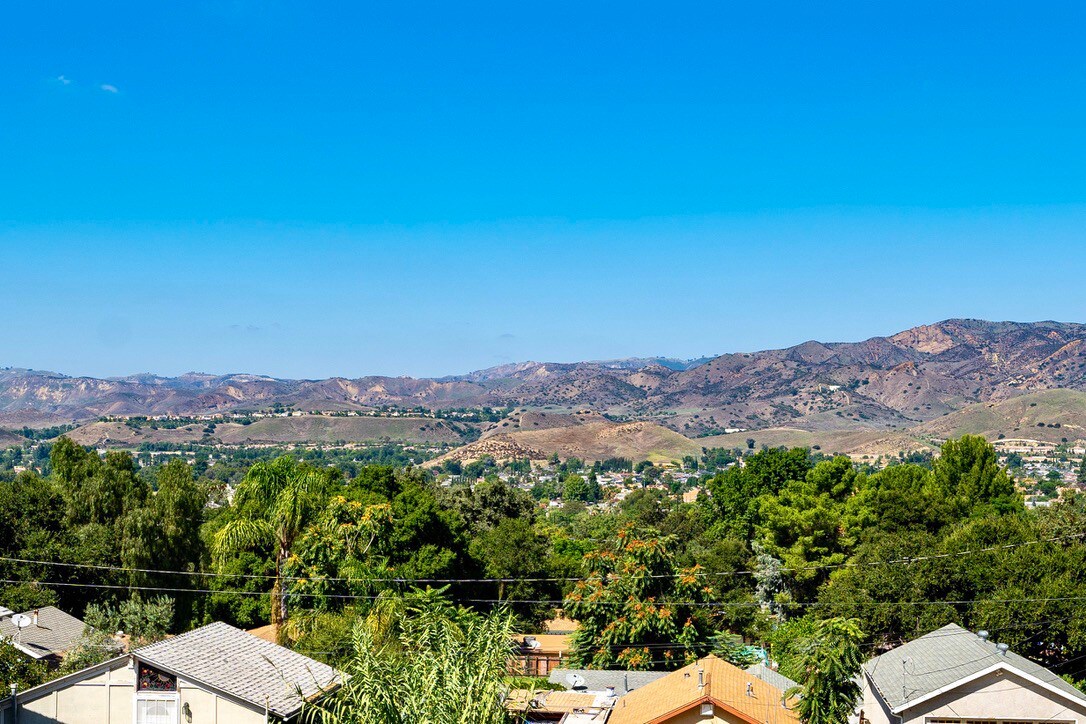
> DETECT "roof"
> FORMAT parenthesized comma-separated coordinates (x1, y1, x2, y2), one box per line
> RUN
(133, 622, 341, 718)
(549, 667, 668, 695)
(745, 663, 799, 693)
(0, 606, 87, 659)
(544, 617, 580, 634)
(505, 688, 615, 723)
(246, 623, 278, 643)
(608, 655, 800, 724)
(864, 623, 1086, 713)
(519, 633, 573, 654)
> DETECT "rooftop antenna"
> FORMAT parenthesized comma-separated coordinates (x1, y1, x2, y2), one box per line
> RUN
(10, 613, 32, 645)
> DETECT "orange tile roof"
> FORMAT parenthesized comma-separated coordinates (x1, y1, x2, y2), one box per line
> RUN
(607, 655, 800, 724)
(523, 633, 573, 654)
(505, 688, 602, 714)
(246, 624, 277, 644)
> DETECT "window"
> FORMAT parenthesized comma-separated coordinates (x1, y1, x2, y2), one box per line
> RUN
(136, 696, 178, 724)
(135, 662, 178, 724)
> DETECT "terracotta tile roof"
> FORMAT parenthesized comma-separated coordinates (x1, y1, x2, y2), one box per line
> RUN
(245, 623, 277, 643)
(544, 617, 580, 634)
(608, 655, 800, 724)
(505, 688, 613, 717)
(519, 633, 572, 654)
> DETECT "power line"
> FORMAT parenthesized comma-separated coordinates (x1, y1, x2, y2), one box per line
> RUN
(7, 576, 1086, 610)
(0, 532, 1079, 586)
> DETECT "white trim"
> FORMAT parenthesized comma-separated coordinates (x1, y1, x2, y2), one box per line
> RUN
(133, 690, 180, 724)
(892, 661, 1086, 714)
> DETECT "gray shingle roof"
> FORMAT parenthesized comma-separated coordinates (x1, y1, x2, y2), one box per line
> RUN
(133, 622, 341, 718)
(864, 623, 1086, 712)
(745, 663, 798, 693)
(0, 606, 87, 659)
(548, 668, 668, 695)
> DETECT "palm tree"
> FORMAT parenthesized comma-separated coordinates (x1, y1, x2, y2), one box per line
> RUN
(213, 457, 328, 641)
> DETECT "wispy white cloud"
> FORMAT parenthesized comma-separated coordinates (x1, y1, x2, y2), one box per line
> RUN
(56, 75, 72, 85)
(100, 83, 119, 94)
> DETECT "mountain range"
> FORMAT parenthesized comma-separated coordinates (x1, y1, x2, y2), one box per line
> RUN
(4, 319, 1086, 439)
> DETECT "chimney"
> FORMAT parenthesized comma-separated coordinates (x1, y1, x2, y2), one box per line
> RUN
(32, 610, 38, 626)
(697, 668, 704, 690)
(746, 681, 754, 697)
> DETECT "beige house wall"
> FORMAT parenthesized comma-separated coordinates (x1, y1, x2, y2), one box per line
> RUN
(2, 664, 271, 724)
(861, 669, 1086, 724)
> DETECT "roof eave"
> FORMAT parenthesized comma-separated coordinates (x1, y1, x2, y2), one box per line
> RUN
(890, 661, 1086, 714)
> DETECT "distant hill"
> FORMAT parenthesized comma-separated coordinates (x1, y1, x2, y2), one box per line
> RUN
(911, 388, 1086, 444)
(7, 320, 1086, 446)
(63, 416, 478, 448)
(428, 418, 702, 465)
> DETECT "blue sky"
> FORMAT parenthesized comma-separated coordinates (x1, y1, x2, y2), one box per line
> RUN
(2, 2, 1085, 379)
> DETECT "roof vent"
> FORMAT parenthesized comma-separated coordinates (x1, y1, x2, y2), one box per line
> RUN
(977, 630, 990, 641)
(997, 643, 1009, 656)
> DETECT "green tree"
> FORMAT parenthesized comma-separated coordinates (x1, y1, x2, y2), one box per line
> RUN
(303, 595, 515, 724)
(787, 617, 864, 724)
(0, 638, 48, 693)
(213, 457, 330, 640)
(565, 527, 718, 670)
(469, 517, 557, 626)
(706, 447, 812, 538)
(933, 435, 1018, 514)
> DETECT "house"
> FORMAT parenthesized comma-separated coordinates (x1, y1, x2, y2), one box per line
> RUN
(607, 654, 799, 724)
(0, 607, 88, 665)
(511, 618, 580, 676)
(0, 622, 341, 724)
(860, 623, 1086, 723)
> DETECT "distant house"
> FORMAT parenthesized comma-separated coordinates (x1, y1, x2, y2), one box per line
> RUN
(607, 654, 799, 724)
(0, 606, 88, 665)
(0, 622, 341, 724)
(861, 623, 1086, 723)
(511, 618, 580, 676)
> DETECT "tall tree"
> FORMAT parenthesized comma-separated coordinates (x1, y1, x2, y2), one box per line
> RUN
(787, 617, 864, 724)
(565, 527, 718, 670)
(213, 457, 330, 640)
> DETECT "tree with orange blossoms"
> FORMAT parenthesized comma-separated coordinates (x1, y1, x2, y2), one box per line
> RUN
(564, 526, 718, 670)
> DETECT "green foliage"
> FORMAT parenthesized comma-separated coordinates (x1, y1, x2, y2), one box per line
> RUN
(0, 638, 48, 692)
(565, 528, 719, 670)
(303, 595, 515, 724)
(214, 456, 333, 636)
(787, 617, 865, 724)
(706, 447, 812, 538)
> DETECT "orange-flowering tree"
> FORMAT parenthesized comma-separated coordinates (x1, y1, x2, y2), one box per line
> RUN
(564, 527, 718, 670)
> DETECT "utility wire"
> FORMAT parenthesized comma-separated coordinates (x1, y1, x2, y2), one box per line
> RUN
(0, 532, 1079, 586)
